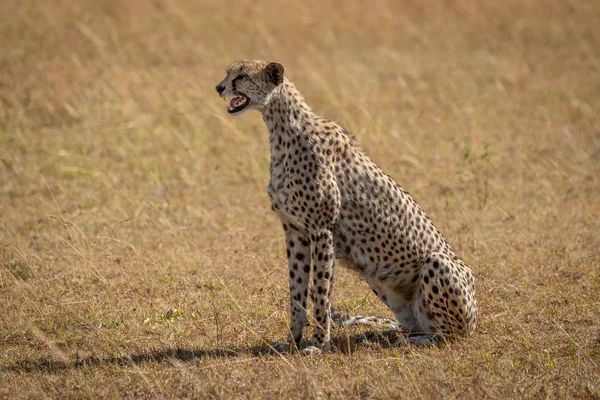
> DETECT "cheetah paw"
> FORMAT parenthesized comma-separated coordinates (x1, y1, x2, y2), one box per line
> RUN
(355, 330, 408, 347)
(272, 341, 293, 353)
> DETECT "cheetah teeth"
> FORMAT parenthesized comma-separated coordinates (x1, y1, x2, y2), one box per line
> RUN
(227, 96, 247, 110)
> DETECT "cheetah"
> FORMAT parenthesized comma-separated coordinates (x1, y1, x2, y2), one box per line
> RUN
(215, 60, 477, 352)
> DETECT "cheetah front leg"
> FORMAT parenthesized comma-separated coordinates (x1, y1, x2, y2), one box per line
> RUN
(274, 226, 311, 353)
(307, 229, 335, 352)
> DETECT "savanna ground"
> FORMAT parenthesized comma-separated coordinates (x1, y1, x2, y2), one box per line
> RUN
(1, 0, 599, 398)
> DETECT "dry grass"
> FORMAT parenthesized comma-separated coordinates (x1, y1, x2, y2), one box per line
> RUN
(1, 0, 599, 398)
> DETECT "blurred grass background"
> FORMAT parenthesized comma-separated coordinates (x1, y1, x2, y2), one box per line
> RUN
(1, 0, 599, 398)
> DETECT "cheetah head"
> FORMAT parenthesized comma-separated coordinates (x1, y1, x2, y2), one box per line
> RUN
(215, 60, 285, 116)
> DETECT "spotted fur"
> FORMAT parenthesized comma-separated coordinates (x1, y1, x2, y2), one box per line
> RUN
(216, 60, 478, 350)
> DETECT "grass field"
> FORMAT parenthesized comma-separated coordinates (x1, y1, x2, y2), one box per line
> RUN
(1, 0, 599, 398)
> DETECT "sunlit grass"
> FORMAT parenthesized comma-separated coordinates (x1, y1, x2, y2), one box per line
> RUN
(1, 0, 599, 398)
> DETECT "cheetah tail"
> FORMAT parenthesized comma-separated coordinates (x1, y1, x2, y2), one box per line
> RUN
(330, 306, 399, 329)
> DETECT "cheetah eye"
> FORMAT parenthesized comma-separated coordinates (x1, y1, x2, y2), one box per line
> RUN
(235, 74, 248, 82)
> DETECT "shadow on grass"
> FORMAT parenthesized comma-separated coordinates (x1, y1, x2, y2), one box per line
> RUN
(3, 345, 262, 374)
(3, 330, 421, 374)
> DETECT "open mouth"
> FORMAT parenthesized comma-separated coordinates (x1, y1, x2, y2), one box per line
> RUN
(226, 94, 249, 114)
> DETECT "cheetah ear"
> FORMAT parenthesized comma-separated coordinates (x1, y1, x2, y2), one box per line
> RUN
(265, 62, 284, 86)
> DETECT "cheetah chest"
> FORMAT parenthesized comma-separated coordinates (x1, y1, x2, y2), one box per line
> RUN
(266, 151, 292, 220)
(267, 168, 286, 211)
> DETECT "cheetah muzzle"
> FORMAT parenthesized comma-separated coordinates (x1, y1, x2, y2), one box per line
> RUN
(216, 60, 478, 352)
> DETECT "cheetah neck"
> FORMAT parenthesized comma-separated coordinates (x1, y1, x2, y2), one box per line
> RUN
(262, 79, 316, 193)
(261, 79, 314, 138)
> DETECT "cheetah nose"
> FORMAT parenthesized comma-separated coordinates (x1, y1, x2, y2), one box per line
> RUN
(215, 83, 225, 95)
